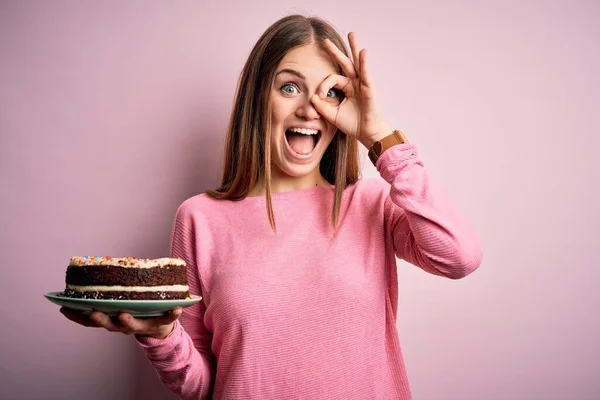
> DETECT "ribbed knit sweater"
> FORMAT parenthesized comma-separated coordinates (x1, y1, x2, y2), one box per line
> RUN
(135, 143, 483, 399)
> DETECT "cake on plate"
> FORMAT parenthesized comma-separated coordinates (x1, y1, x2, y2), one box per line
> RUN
(63, 256, 190, 300)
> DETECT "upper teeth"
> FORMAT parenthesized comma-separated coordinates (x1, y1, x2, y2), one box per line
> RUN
(289, 128, 319, 135)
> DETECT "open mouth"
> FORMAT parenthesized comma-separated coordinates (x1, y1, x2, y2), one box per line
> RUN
(284, 128, 322, 156)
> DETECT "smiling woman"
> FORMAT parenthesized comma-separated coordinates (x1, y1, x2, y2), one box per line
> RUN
(274, 66, 342, 157)
(275, 69, 333, 158)
(60, 13, 483, 400)
(268, 45, 342, 188)
(204, 15, 362, 231)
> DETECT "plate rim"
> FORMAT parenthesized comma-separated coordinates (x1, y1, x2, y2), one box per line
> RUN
(44, 291, 202, 303)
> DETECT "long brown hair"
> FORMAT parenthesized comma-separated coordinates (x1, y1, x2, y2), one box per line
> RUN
(206, 15, 360, 231)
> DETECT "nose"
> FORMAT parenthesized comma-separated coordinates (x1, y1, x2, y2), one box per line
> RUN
(295, 97, 320, 120)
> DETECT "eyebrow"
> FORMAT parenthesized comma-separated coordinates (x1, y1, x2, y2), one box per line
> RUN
(275, 68, 305, 80)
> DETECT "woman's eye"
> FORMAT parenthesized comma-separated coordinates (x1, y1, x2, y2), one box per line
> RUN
(281, 83, 299, 94)
(326, 88, 343, 102)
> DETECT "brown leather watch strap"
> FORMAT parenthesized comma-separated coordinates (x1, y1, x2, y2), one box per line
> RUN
(368, 130, 408, 165)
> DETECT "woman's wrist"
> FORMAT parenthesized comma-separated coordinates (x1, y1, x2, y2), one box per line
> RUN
(135, 322, 176, 340)
(359, 122, 393, 148)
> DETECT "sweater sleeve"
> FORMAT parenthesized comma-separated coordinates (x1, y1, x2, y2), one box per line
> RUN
(377, 143, 483, 279)
(134, 204, 216, 399)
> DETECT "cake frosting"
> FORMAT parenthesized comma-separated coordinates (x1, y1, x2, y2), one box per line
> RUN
(63, 256, 190, 300)
(69, 256, 186, 268)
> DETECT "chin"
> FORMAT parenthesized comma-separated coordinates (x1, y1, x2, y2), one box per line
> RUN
(275, 161, 321, 178)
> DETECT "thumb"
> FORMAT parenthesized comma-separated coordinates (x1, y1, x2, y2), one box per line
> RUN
(311, 94, 337, 125)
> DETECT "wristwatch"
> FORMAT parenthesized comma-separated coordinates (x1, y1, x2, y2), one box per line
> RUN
(368, 130, 408, 165)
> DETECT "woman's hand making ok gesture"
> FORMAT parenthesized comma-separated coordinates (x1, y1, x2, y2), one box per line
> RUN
(310, 32, 393, 148)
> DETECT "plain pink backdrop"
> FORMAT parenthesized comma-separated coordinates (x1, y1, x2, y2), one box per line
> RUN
(1, 1, 598, 399)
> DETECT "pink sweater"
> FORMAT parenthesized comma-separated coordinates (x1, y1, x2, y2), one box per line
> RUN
(135, 143, 482, 399)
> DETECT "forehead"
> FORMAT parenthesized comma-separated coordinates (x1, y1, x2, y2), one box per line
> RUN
(276, 43, 339, 80)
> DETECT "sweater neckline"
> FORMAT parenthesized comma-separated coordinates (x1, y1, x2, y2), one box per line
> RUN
(239, 184, 337, 202)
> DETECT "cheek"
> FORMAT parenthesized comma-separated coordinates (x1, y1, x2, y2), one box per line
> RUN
(270, 97, 293, 126)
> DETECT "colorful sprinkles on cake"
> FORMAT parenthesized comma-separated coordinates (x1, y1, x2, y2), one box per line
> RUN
(69, 256, 185, 268)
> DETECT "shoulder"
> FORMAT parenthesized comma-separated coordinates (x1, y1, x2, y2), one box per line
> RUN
(176, 193, 218, 214)
(172, 193, 225, 228)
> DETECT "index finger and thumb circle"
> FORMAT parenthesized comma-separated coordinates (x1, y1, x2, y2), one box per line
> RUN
(310, 74, 353, 123)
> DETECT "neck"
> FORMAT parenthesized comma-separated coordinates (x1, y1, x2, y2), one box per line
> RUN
(248, 167, 330, 197)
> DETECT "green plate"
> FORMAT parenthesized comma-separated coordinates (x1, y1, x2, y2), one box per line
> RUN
(44, 291, 202, 317)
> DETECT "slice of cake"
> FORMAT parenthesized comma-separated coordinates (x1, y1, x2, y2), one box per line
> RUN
(63, 256, 190, 300)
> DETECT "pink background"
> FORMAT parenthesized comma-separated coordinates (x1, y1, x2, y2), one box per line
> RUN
(1, 1, 598, 399)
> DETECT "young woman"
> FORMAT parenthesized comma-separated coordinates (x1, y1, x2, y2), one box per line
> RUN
(61, 14, 482, 399)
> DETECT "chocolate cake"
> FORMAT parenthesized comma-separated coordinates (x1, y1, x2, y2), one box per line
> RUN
(63, 256, 190, 300)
